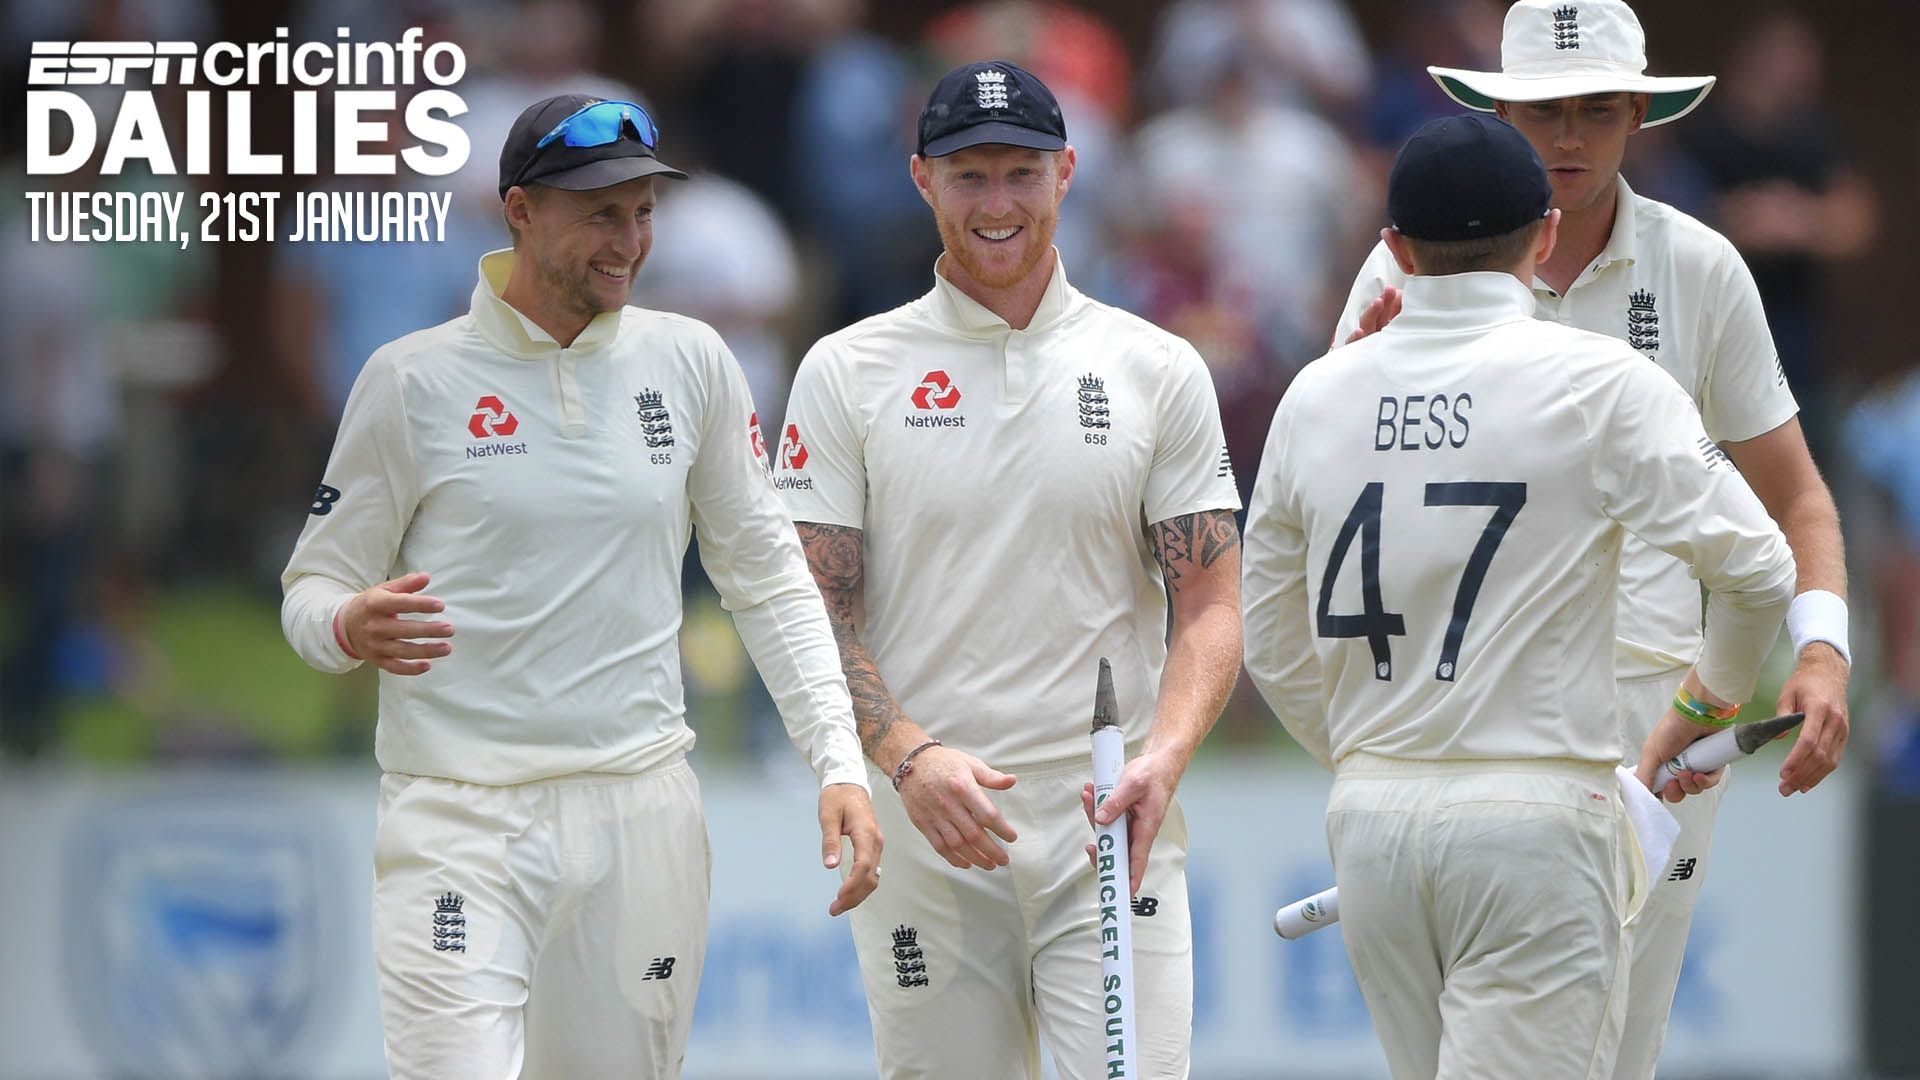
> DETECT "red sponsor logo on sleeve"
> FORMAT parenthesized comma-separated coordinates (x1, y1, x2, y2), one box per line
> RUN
(780, 424, 809, 470)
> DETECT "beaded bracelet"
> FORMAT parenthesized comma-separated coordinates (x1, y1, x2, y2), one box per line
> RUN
(1673, 688, 1739, 727)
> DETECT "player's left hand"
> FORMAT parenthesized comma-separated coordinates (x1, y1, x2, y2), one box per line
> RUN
(1635, 708, 1728, 803)
(1078, 748, 1184, 897)
(819, 782, 883, 917)
(1774, 644, 1849, 796)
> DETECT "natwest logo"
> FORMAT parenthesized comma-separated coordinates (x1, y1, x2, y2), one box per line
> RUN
(468, 395, 519, 438)
(910, 371, 962, 410)
(780, 424, 809, 470)
(773, 423, 815, 490)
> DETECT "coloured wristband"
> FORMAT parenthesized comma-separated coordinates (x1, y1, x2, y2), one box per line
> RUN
(332, 607, 362, 661)
(1787, 589, 1851, 665)
(1673, 688, 1738, 727)
(891, 739, 943, 790)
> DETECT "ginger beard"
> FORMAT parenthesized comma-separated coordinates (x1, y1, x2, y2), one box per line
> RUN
(934, 198, 1059, 289)
(921, 148, 1069, 291)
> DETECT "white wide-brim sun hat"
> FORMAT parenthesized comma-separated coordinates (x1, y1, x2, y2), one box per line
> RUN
(1428, 0, 1715, 128)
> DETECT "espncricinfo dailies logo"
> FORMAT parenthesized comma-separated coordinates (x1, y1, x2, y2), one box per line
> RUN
(24, 28, 469, 247)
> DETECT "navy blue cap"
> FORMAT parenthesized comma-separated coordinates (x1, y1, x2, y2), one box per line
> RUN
(917, 60, 1067, 158)
(1387, 114, 1552, 242)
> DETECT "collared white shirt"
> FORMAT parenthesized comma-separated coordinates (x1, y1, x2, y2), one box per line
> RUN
(282, 250, 865, 790)
(1333, 177, 1798, 678)
(778, 254, 1240, 769)
(1251, 273, 1794, 768)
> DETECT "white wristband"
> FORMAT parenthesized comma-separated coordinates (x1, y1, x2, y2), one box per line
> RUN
(1787, 589, 1850, 666)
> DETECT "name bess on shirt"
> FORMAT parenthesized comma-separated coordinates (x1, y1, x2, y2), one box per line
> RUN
(1376, 392, 1472, 452)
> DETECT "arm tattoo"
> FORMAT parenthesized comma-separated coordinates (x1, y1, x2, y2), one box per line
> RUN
(796, 521, 862, 626)
(1149, 510, 1242, 594)
(794, 521, 909, 762)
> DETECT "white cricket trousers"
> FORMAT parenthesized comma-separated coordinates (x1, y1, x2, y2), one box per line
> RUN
(1613, 670, 1730, 1079)
(372, 756, 711, 1079)
(1328, 753, 1637, 1080)
(849, 753, 1193, 1079)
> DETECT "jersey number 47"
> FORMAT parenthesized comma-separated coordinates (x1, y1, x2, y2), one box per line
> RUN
(1317, 481, 1527, 683)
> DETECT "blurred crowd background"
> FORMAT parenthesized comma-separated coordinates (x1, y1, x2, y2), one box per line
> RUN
(0, 0, 1916, 1065)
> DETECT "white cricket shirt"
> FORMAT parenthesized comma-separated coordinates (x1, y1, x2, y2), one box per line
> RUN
(1250, 273, 1794, 768)
(282, 250, 866, 790)
(1333, 177, 1799, 680)
(777, 254, 1241, 769)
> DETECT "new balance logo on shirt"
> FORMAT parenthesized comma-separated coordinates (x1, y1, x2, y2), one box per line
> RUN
(310, 483, 341, 516)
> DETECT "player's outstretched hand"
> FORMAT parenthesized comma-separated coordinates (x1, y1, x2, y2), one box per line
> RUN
(1774, 645, 1849, 796)
(339, 571, 454, 675)
(1634, 707, 1729, 803)
(819, 782, 883, 917)
(1079, 748, 1182, 897)
(897, 747, 1017, 872)
(1343, 286, 1404, 344)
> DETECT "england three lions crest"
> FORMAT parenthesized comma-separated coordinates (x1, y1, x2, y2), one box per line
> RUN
(433, 892, 467, 952)
(1552, 5, 1580, 50)
(891, 924, 929, 988)
(635, 389, 675, 448)
(975, 69, 1009, 110)
(1077, 374, 1111, 430)
(1627, 290, 1659, 355)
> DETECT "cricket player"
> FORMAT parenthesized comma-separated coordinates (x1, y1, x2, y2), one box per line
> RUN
(1332, 3, 1851, 1072)
(1245, 112, 1797, 1079)
(280, 94, 881, 1078)
(776, 61, 1243, 1078)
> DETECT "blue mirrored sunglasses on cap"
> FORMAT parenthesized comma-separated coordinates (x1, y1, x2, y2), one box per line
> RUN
(537, 99, 660, 150)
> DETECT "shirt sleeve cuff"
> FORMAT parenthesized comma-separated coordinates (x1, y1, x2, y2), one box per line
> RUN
(818, 764, 872, 794)
(332, 605, 362, 660)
